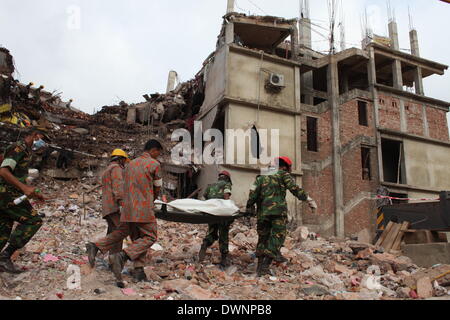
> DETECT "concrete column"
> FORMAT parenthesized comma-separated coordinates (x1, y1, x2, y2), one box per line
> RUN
(294, 66, 303, 224)
(291, 24, 299, 61)
(388, 21, 400, 51)
(389, 21, 403, 90)
(225, 20, 234, 45)
(328, 57, 344, 238)
(399, 100, 408, 133)
(299, 18, 312, 48)
(422, 105, 430, 137)
(166, 70, 178, 93)
(410, 30, 420, 56)
(410, 30, 425, 95)
(367, 46, 384, 185)
(414, 67, 424, 95)
(226, 0, 235, 13)
(392, 60, 403, 90)
(300, 18, 314, 105)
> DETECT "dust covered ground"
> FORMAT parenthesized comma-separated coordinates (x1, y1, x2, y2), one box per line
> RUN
(1, 178, 449, 301)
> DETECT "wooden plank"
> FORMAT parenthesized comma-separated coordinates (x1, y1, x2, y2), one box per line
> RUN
(425, 231, 434, 244)
(391, 222, 410, 252)
(376, 221, 394, 247)
(382, 223, 402, 251)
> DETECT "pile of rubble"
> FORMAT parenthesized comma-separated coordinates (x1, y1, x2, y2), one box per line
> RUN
(0, 177, 449, 301)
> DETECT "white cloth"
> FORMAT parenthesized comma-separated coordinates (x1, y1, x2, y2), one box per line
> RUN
(155, 199, 240, 217)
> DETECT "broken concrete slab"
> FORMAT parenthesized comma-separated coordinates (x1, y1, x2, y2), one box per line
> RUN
(402, 243, 450, 268)
(404, 265, 450, 289)
(162, 279, 193, 293)
(416, 277, 434, 299)
(183, 284, 216, 300)
(300, 285, 330, 297)
(357, 228, 373, 245)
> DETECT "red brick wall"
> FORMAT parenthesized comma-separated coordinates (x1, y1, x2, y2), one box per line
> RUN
(302, 167, 334, 227)
(301, 110, 334, 231)
(345, 200, 375, 236)
(301, 110, 332, 163)
(341, 147, 377, 204)
(301, 97, 379, 236)
(405, 102, 424, 136)
(378, 94, 401, 131)
(427, 107, 450, 141)
(340, 99, 374, 146)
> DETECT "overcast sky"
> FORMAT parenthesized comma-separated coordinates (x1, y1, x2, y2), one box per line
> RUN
(0, 0, 449, 127)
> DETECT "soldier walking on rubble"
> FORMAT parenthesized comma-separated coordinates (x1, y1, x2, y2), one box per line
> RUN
(86, 140, 163, 285)
(101, 149, 130, 258)
(0, 128, 48, 273)
(246, 157, 318, 277)
(198, 171, 233, 268)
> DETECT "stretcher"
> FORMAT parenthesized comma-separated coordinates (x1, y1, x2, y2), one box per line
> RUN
(155, 204, 245, 224)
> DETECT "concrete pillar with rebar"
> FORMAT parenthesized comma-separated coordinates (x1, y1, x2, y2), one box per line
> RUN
(410, 29, 424, 95)
(388, 21, 403, 90)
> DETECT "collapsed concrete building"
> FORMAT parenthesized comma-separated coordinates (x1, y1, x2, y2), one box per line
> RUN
(1, 3, 449, 241)
(187, 5, 450, 238)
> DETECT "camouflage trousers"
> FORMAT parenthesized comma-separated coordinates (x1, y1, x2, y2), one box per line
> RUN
(104, 212, 123, 254)
(95, 219, 157, 268)
(256, 215, 287, 259)
(0, 197, 43, 252)
(202, 221, 232, 255)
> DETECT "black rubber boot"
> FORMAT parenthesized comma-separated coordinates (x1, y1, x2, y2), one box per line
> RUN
(198, 244, 208, 263)
(110, 251, 129, 282)
(220, 253, 229, 268)
(256, 256, 265, 276)
(0, 250, 23, 274)
(132, 267, 149, 283)
(86, 242, 99, 268)
(257, 257, 273, 277)
(274, 253, 289, 263)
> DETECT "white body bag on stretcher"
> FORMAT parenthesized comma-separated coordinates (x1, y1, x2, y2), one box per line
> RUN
(154, 199, 241, 224)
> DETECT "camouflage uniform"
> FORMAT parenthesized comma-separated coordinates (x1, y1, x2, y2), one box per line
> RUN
(101, 162, 125, 254)
(247, 170, 308, 260)
(95, 152, 162, 268)
(201, 179, 232, 255)
(0, 142, 43, 252)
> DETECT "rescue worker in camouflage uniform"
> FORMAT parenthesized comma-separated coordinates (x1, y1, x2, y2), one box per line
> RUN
(0, 128, 48, 273)
(86, 139, 163, 286)
(101, 149, 130, 256)
(246, 157, 317, 277)
(198, 171, 233, 267)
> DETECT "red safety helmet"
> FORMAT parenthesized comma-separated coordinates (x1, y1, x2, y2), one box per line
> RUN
(219, 170, 231, 178)
(276, 157, 293, 167)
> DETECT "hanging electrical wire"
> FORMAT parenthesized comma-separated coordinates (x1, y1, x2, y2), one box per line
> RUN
(245, 0, 268, 15)
(234, 0, 246, 13)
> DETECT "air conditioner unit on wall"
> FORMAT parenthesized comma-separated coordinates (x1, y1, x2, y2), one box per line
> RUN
(269, 73, 285, 87)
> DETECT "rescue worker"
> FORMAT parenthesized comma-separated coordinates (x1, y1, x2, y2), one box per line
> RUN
(198, 171, 233, 268)
(246, 156, 317, 277)
(86, 140, 163, 285)
(101, 149, 129, 257)
(0, 128, 48, 273)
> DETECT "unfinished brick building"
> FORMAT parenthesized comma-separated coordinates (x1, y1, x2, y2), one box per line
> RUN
(194, 2, 450, 238)
(298, 17, 450, 238)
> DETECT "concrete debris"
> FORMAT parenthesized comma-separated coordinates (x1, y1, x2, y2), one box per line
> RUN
(357, 229, 372, 245)
(0, 37, 449, 301)
(0, 194, 442, 301)
(292, 226, 310, 242)
(416, 277, 433, 299)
